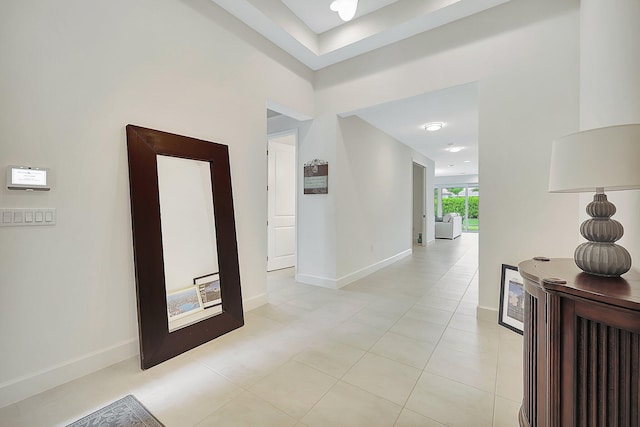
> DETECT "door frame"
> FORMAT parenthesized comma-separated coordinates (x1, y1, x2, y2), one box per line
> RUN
(412, 162, 427, 247)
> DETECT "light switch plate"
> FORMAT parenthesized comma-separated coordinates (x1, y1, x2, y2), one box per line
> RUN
(0, 208, 56, 227)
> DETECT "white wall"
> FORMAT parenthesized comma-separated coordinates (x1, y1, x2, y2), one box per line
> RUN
(335, 116, 424, 281)
(296, 115, 433, 287)
(313, 0, 581, 316)
(0, 0, 313, 407)
(435, 175, 479, 187)
(0, 0, 601, 408)
(296, 114, 339, 286)
(478, 63, 580, 315)
(579, 0, 640, 270)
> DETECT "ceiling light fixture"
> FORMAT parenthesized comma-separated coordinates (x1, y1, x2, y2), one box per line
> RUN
(424, 122, 443, 132)
(330, 0, 358, 22)
(446, 143, 464, 153)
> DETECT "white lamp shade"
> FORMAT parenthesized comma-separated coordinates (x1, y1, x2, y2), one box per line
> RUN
(549, 123, 640, 193)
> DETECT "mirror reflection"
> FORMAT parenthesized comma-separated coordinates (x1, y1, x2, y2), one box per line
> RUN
(157, 155, 222, 331)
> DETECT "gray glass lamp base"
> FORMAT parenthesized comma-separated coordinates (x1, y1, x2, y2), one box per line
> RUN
(575, 192, 632, 277)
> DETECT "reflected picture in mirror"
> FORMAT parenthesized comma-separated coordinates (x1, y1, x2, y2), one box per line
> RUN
(167, 287, 203, 320)
(194, 272, 222, 309)
(126, 124, 243, 369)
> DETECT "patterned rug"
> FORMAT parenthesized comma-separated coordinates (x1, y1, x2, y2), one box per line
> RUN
(66, 395, 164, 427)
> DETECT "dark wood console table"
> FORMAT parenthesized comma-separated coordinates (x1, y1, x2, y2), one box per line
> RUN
(518, 258, 640, 426)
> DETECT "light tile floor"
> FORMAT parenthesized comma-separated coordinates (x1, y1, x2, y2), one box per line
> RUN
(0, 233, 524, 427)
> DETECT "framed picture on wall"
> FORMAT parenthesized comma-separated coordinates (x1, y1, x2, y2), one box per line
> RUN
(498, 264, 524, 335)
(303, 159, 328, 194)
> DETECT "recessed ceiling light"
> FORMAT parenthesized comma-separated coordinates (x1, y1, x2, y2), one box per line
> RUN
(464, 160, 471, 163)
(445, 143, 464, 153)
(424, 122, 443, 132)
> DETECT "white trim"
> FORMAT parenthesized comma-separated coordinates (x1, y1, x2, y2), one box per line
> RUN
(336, 249, 412, 288)
(211, 0, 510, 70)
(266, 128, 299, 141)
(0, 290, 271, 408)
(0, 339, 138, 408)
(412, 162, 427, 247)
(295, 273, 338, 289)
(296, 249, 413, 289)
(476, 305, 498, 323)
(266, 100, 312, 122)
(243, 293, 268, 311)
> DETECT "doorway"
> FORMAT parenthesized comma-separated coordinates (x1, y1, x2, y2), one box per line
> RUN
(267, 131, 297, 271)
(412, 162, 426, 246)
(434, 184, 479, 232)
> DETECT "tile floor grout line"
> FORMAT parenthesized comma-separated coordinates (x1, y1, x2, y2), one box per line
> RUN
(301, 239, 476, 426)
(390, 243, 479, 427)
(5, 235, 524, 427)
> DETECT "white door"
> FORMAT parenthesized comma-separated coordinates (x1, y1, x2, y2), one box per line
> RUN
(267, 133, 296, 271)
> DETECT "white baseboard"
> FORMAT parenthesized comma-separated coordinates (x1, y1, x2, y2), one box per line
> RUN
(476, 305, 498, 323)
(295, 273, 339, 289)
(335, 249, 412, 288)
(297, 249, 413, 290)
(243, 293, 268, 311)
(0, 292, 275, 409)
(0, 339, 138, 409)
(0, 248, 416, 408)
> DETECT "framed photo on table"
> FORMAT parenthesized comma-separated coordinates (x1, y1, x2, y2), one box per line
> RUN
(498, 264, 524, 335)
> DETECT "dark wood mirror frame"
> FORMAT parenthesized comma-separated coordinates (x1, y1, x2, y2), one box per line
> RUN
(126, 124, 243, 369)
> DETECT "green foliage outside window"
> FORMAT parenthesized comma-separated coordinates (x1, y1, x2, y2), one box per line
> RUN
(441, 196, 479, 218)
(447, 187, 465, 197)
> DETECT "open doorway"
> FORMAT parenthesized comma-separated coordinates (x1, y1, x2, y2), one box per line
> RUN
(434, 183, 479, 232)
(265, 102, 311, 273)
(412, 162, 426, 246)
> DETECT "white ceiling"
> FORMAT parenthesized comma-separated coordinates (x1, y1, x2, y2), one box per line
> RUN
(210, 0, 510, 70)
(281, 0, 399, 34)
(219, 0, 503, 178)
(347, 82, 478, 177)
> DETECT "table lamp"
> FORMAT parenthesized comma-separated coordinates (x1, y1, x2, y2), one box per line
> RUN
(549, 123, 640, 277)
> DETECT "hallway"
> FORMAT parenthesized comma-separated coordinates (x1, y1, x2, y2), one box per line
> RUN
(0, 234, 523, 427)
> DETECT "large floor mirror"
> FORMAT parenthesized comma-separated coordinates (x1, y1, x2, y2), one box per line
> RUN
(126, 125, 243, 369)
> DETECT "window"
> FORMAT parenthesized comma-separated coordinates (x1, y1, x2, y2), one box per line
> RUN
(435, 184, 479, 232)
